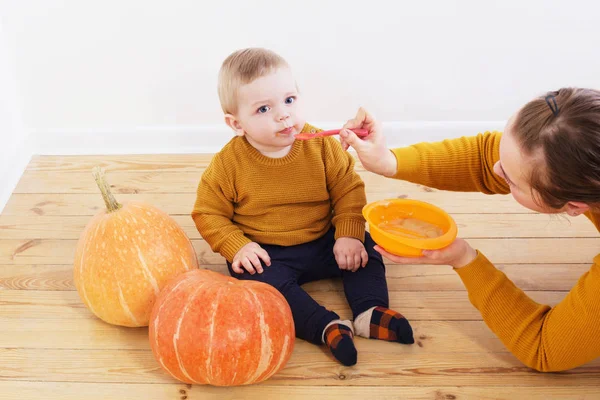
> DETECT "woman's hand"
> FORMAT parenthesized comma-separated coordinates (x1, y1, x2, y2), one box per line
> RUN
(340, 107, 398, 177)
(374, 238, 478, 269)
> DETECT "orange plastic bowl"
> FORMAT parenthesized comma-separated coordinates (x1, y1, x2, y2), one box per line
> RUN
(362, 198, 458, 257)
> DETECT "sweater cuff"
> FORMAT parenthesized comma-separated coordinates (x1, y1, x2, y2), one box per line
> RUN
(454, 250, 499, 295)
(220, 234, 253, 263)
(390, 146, 422, 181)
(334, 219, 366, 242)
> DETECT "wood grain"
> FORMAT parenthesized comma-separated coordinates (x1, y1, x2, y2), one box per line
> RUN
(2, 153, 599, 397)
(13, 170, 413, 194)
(0, 318, 503, 353)
(1, 348, 599, 386)
(1, 213, 596, 240)
(0, 263, 590, 291)
(2, 237, 599, 265)
(3, 382, 600, 400)
(2, 191, 533, 217)
(0, 290, 568, 322)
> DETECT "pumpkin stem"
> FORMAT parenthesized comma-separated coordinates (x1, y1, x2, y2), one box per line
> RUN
(92, 166, 122, 212)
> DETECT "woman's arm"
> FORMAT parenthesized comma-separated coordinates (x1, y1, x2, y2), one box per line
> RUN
(376, 240, 600, 372)
(391, 131, 510, 194)
(455, 252, 600, 372)
(340, 108, 509, 194)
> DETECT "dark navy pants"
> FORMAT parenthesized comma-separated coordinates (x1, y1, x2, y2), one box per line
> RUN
(227, 229, 389, 345)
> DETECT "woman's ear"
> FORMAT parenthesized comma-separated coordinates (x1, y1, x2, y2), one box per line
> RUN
(566, 201, 589, 217)
(224, 114, 245, 137)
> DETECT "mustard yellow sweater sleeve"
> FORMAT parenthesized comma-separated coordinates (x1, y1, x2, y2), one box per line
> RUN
(391, 131, 510, 194)
(191, 154, 251, 262)
(392, 131, 600, 371)
(457, 252, 600, 372)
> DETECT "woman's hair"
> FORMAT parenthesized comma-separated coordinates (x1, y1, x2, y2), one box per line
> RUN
(512, 87, 600, 209)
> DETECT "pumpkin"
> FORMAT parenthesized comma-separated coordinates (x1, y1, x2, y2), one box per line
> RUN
(73, 166, 199, 327)
(149, 269, 295, 386)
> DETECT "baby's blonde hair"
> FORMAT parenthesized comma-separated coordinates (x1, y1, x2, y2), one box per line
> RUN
(218, 48, 289, 115)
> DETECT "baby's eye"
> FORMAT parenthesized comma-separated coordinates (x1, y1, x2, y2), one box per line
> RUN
(285, 96, 296, 104)
(257, 105, 270, 114)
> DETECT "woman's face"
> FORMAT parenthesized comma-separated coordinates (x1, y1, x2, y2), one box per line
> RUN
(493, 118, 562, 214)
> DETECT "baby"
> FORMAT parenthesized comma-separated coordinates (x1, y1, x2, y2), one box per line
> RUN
(192, 48, 414, 366)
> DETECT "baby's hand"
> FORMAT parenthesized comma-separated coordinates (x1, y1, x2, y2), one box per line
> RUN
(232, 242, 271, 275)
(333, 237, 368, 272)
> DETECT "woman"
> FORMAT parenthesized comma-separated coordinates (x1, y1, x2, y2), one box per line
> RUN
(339, 88, 600, 372)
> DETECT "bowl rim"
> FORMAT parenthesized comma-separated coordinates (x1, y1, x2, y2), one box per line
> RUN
(362, 198, 458, 248)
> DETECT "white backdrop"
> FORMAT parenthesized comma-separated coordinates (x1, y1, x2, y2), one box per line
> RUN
(1, 0, 599, 209)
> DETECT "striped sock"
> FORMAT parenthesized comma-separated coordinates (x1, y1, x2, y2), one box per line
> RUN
(323, 321, 357, 366)
(354, 306, 414, 344)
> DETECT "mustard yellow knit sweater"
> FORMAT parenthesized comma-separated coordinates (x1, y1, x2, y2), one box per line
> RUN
(192, 123, 366, 263)
(392, 131, 600, 372)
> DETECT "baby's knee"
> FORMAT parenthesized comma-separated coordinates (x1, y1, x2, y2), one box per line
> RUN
(227, 264, 297, 292)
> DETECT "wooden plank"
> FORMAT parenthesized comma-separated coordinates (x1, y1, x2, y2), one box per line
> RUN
(0, 264, 590, 292)
(1, 348, 598, 386)
(2, 191, 532, 217)
(0, 264, 75, 291)
(25, 153, 374, 173)
(1, 213, 595, 240)
(26, 154, 217, 172)
(0, 319, 503, 353)
(0, 290, 568, 322)
(14, 170, 414, 194)
(2, 382, 600, 400)
(1, 237, 599, 265)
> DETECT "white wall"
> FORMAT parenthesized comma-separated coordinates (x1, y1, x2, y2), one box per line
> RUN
(0, 0, 599, 154)
(0, 18, 29, 213)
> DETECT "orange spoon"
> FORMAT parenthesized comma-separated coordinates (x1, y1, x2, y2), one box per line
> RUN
(295, 128, 369, 140)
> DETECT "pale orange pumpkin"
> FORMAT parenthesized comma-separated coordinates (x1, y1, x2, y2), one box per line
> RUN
(73, 167, 199, 327)
(149, 269, 295, 386)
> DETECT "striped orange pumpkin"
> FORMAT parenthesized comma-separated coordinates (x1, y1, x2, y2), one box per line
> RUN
(149, 269, 295, 386)
(73, 167, 198, 327)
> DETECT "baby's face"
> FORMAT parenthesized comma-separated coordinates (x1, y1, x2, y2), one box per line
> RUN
(233, 67, 306, 154)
